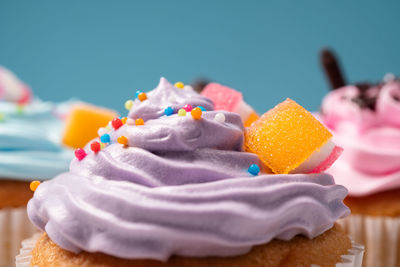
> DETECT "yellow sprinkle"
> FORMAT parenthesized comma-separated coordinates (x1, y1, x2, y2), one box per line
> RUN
(117, 136, 129, 147)
(124, 100, 134, 110)
(174, 82, 184, 89)
(30, 181, 41, 192)
(121, 117, 127, 124)
(100, 142, 106, 149)
(178, 109, 186, 116)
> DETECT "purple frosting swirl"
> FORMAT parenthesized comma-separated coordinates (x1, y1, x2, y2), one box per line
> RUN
(28, 78, 349, 261)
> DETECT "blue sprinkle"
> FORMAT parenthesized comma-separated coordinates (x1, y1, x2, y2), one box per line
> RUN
(164, 107, 174, 116)
(100, 134, 111, 143)
(135, 90, 142, 98)
(248, 164, 260, 176)
(197, 106, 206, 111)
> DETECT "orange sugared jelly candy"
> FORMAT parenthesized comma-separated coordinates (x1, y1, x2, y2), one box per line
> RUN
(244, 98, 332, 174)
(244, 111, 259, 127)
(62, 103, 118, 149)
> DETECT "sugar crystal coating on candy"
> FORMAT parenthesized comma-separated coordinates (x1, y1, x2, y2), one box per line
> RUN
(245, 98, 332, 174)
(62, 103, 117, 149)
(244, 111, 259, 127)
(201, 83, 243, 111)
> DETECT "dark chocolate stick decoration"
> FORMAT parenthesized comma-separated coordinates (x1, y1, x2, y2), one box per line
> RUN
(320, 49, 347, 90)
(191, 78, 210, 93)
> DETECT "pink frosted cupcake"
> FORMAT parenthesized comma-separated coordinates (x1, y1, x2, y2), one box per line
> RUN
(319, 49, 400, 267)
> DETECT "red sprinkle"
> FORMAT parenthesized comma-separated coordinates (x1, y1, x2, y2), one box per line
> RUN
(90, 141, 101, 153)
(112, 118, 123, 130)
(75, 148, 87, 160)
(183, 104, 193, 112)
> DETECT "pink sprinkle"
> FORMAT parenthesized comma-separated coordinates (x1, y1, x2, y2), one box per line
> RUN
(183, 104, 193, 112)
(75, 148, 87, 161)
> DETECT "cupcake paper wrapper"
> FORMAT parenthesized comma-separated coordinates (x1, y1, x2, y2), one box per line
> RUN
(339, 215, 400, 267)
(0, 207, 38, 267)
(16, 233, 364, 267)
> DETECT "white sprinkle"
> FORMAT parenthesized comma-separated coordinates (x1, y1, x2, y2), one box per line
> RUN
(214, 113, 226, 123)
(97, 127, 107, 136)
(184, 85, 194, 91)
(126, 118, 135, 125)
(383, 73, 395, 83)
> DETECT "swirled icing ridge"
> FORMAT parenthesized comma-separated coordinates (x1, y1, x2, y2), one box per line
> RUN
(28, 78, 349, 260)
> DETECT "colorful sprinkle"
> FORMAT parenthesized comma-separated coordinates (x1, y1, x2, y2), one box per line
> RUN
(138, 92, 147, 102)
(97, 127, 107, 137)
(174, 82, 184, 89)
(135, 118, 144, 125)
(135, 90, 142, 98)
(30, 180, 41, 192)
(75, 148, 87, 160)
(121, 117, 127, 124)
(16, 105, 24, 114)
(126, 118, 135, 125)
(198, 106, 206, 111)
(125, 100, 134, 110)
(183, 104, 193, 112)
(117, 136, 129, 147)
(184, 85, 194, 91)
(164, 107, 174, 116)
(112, 118, 123, 130)
(90, 141, 101, 153)
(100, 142, 106, 149)
(191, 107, 202, 120)
(248, 164, 260, 176)
(100, 134, 111, 143)
(214, 113, 226, 123)
(178, 109, 186, 116)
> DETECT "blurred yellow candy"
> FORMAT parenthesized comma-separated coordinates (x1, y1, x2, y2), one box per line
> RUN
(244, 98, 332, 174)
(62, 103, 118, 149)
(124, 100, 134, 110)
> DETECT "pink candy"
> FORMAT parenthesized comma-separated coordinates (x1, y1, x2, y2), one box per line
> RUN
(201, 83, 243, 112)
(75, 148, 87, 161)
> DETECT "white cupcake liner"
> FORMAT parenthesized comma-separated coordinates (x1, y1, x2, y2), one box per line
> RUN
(339, 214, 400, 267)
(16, 233, 364, 267)
(0, 207, 38, 267)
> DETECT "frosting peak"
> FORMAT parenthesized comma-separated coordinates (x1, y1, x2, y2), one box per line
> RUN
(128, 77, 214, 121)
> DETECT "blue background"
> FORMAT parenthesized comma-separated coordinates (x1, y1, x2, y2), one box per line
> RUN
(1, 0, 399, 114)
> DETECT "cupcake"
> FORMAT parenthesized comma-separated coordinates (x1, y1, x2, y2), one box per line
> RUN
(319, 49, 400, 267)
(18, 78, 363, 266)
(0, 66, 116, 267)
